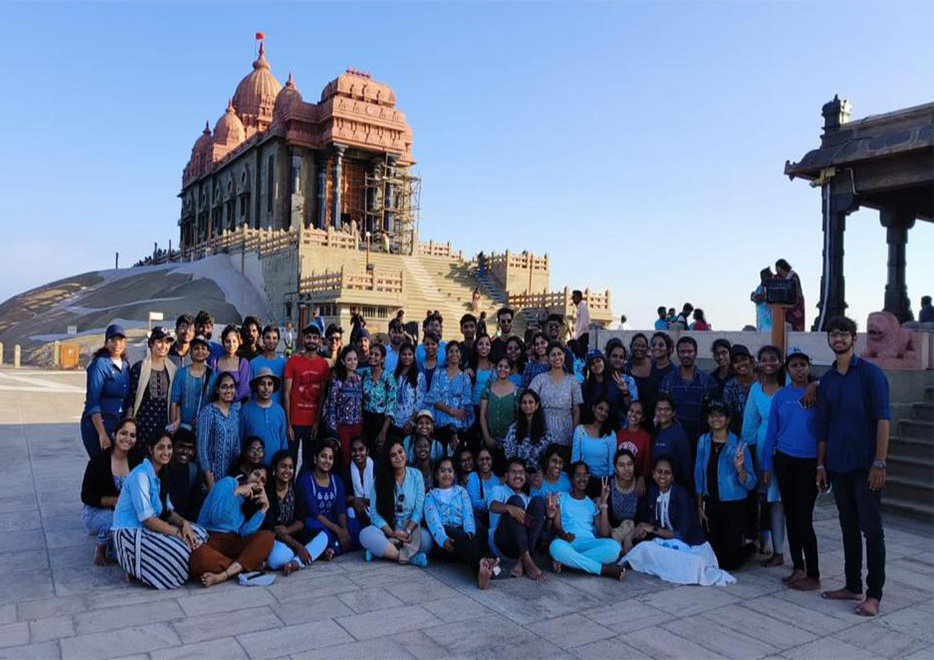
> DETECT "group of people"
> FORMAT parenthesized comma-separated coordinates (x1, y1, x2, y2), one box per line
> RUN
(78, 307, 891, 617)
(654, 303, 713, 332)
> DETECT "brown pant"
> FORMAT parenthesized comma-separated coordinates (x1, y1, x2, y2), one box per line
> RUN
(189, 530, 274, 577)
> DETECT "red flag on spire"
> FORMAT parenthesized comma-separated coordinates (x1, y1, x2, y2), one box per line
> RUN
(255, 31, 264, 40)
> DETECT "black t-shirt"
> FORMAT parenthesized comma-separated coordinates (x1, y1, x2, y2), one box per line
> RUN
(707, 442, 723, 501)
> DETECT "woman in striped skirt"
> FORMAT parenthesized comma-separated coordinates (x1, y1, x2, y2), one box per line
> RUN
(112, 433, 207, 589)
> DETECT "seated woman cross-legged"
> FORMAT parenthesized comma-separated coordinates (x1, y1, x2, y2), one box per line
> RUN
(190, 465, 275, 587)
(359, 439, 432, 566)
(487, 457, 546, 581)
(265, 450, 329, 576)
(548, 462, 625, 580)
(621, 457, 734, 587)
(297, 439, 361, 560)
(81, 417, 141, 566)
(111, 434, 207, 590)
(424, 457, 499, 589)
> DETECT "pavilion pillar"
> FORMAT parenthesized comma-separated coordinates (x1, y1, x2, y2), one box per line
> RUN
(881, 208, 915, 323)
(383, 155, 397, 234)
(812, 187, 857, 331)
(316, 153, 328, 229)
(331, 145, 345, 231)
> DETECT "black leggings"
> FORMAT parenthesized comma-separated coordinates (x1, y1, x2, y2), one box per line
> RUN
(494, 495, 545, 559)
(705, 497, 754, 570)
(431, 526, 483, 575)
(775, 451, 819, 578)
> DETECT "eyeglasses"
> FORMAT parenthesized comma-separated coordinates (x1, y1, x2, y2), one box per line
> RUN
(218, 384, 236, 391)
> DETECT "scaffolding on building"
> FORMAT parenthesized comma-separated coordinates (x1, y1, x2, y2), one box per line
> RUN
(364, 153, 421, 256)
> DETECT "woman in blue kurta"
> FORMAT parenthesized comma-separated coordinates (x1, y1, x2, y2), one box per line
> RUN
(424, 342, 474, 454)
(111, 434, 207, 589)
(81, 325, 130, 458)
(297, 440, 361, 557)
(742, 345, 784, 567)
(197, 372, 241, 491)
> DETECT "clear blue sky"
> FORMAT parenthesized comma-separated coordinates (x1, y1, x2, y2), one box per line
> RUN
(2, 2, 931, 330)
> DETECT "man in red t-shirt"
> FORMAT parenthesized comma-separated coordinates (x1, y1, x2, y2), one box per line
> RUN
(283, 324, 330, 469)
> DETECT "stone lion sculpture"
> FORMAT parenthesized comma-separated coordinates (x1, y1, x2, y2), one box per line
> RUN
(862, 311, 921, 368)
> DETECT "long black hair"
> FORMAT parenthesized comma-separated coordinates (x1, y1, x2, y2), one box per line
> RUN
(374, 439, 407, 530)
(334, 345, 358, 381)
(506, 336, 527, 372)
(516, 390, 548, 446)
(393, 341, 419, 389)
(147, 432, 172, 519)
(588, 395, 617, 437)
(236, 465, 268, 520)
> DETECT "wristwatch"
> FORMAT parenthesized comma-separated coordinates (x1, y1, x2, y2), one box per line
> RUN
(872, 459, 887, 470)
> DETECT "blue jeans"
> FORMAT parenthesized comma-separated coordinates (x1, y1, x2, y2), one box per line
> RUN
(82, 506, 114, 554)
(266, 533, 329, 570)
(81, 414, 120, 459)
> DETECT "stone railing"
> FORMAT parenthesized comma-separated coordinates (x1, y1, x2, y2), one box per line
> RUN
(508, 286, 613, 322)
(183, 226, 300, 261)
(416, 240, 463, 260)
(486, 250, 549, 273)
(300, 227, 359, 251)
(298, 267, 404, 299)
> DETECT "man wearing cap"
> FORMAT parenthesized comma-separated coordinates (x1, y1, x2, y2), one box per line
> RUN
(80, 324, 131, 457)
(284, 324, 331, 468)
(168, 314, 196, 368)
(250, 325, 287, 407)
(816, 316, 890, 617)
(169, 335, 216, 433)
(239, 368, 288, 466)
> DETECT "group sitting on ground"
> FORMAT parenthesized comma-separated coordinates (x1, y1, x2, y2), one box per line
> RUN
(79, 310, 890, 617)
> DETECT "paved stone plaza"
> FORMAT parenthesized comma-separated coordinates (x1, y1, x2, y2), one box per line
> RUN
(1, 368, 932, 660)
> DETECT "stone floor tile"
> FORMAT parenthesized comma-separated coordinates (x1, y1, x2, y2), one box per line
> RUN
(336, 586, 406, 614)
(639, 584, 739, 617)
(0, 605, 15, 625)
(236, 619, 353, 658)
(291, 638, 417, 660)
(28, 615, 75, 643)
(524, 613, 615, 650)
(904, 645, 934, 660)
(617, 625, 728, 660)
(0, 511, 43, 532)
(580, 599, 673, 630)
(420, 594, 494, 623)
(0, 622, 30, 649)
(0, 573, 55, 604)
(459, 575, 604, 625)
(0, 641, 62, 660)
(875, 606, 934, 643)
(16, 596, 86, 622)
(334, 604, 441, 641)
(421, 614, 565, 658)
(74, 598, 184, 635)
(266, 574, 358, 603)
(83, 584, 179, 610)
(783, 636, 876, 659)
(60, 622, 181, 659)
(742, 596, 853, 636)
(663, 615, 780, 659)
(175, 585, 275, 617)
(571, 636, 652, 660)
(170, 606, 282, 645)
(832, 621, 929, 658)
(384, 574, 461, 604)
(268, 594, 353, 626)
(150, 636, 248, 660)
(699, 604, 818, 650)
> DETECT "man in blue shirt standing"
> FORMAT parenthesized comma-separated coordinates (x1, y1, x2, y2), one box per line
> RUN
(816, 316, 890, 617)
(659, 336, 717, 447)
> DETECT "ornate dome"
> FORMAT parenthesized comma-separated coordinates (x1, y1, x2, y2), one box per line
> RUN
(192, 121, 213, 154)
(273, 72, 303, 123)
(214, 99, 245, 146)
(232, 43, 282, 120)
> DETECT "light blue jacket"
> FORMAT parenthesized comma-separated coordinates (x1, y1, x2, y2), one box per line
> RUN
(197, 477, 266, 536)
(112, 459, 173, 529)
(370, 467, 425, 531)
(424, 485, 476, 546)
(694, 432, 757, 502)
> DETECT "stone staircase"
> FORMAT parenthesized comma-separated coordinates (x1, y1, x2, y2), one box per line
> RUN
(362, 253, 508, 340)
(884, 385, 934, 519)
